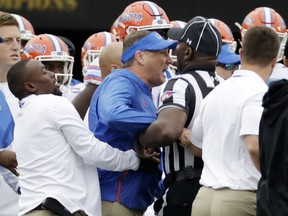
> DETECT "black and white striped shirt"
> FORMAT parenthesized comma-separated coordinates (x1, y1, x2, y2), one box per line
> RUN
(158, 69, 221, 175)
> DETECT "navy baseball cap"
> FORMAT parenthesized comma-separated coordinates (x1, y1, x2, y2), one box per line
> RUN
(217, 44, 240, 64)
(168, 16, 222, 56)
(121, 31, 177, 63)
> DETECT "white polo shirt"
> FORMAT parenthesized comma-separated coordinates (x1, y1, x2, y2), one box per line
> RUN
(268, 63, 288, 84)
(191, 70, 267, 190)
(14, 94, 140, 216)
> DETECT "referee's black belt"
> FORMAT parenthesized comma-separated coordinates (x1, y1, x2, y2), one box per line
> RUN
(164, 166, 202, 187)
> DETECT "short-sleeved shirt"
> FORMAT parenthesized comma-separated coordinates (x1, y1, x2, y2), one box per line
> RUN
(158, 68, 220, 174)
(191, 70, 267, 190)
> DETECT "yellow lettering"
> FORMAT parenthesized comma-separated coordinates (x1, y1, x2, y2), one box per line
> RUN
(15, 0, 30, 10)
(12, 0, 38, 10)
(33, 0, 42, 9)
(52, 0, 78, 11)
(65, 0, 77, 10)
(0, 0, 12, 10)
(0, 0, 78, 11)
(43, 0, 52, 10)
(27, 0, 36, 10)
(53, 0, 64, 10)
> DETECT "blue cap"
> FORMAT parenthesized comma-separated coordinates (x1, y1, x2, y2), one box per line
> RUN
(217, 44, 240, 64)
(121, 32, 177, 64)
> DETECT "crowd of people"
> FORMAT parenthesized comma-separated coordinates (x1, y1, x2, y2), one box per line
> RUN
(1, 1, 288, 216)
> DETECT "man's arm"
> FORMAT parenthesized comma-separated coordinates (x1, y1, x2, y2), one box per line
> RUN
(72, 61, 102, 119)
(179, 128, 202, 157)
(240, 93, 264, 172)
(0, 149, 18, 176)
(186, 143, 202, 157)
(0, 147, 21, 194)
(138, 107, 187, 148)
(243, 135, 260, 171)
(51, 98, 141, 171)
(139, 77, 196, 148)
(72, 84, 97, 120)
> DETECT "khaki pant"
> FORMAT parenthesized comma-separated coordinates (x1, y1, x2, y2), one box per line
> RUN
(102, 201, 144, 216)
(192, 186, 256, 216)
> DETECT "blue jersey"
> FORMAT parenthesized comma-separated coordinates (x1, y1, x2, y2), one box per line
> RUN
(89, 69, 162, 211)
(0, 90, 14, 149)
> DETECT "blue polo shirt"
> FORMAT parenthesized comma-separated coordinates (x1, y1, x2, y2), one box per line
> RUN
(89, 69, 162, 211)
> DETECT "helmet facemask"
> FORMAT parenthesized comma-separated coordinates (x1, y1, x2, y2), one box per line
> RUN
(82, 49, 103, 73)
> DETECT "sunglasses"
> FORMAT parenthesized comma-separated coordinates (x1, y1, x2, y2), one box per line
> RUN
(217, 63, 239, 70)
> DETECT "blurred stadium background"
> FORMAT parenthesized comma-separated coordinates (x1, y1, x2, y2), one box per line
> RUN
(2, 0, 287, 81)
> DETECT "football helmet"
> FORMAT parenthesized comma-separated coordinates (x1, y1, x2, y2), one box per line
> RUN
(81, 31, 117, 73)
(236, 7, 287, 62)
(209, 18, 235, 44)
(11, 14, 35, 53)
(22, 34, 74, 92)
(110, 16, 121, 41)
(117, 1, 172, 41)
(168, 20, 187, 63)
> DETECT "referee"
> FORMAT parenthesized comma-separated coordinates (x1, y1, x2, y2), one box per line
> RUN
(138, 16, 222, 216)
